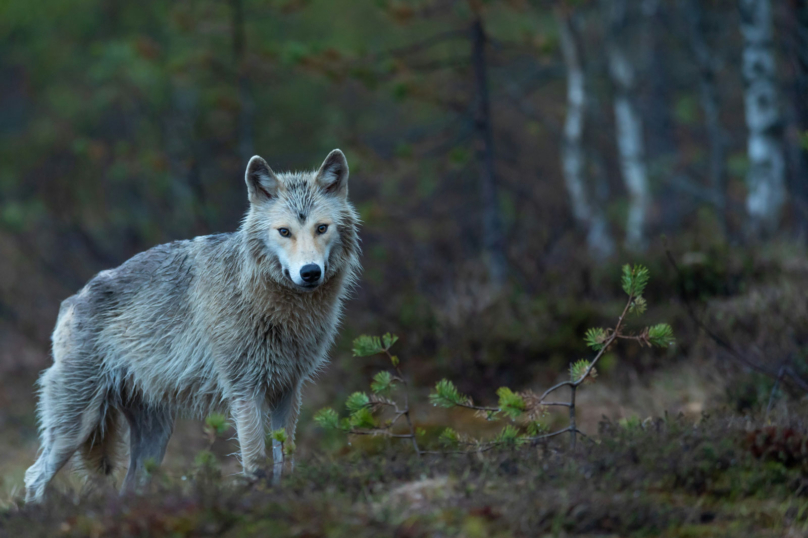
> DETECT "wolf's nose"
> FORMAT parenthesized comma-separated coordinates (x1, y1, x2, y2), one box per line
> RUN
(300, 264, 322, 284)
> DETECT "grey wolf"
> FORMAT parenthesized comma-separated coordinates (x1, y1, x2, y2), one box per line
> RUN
(24, 150, 360, 503)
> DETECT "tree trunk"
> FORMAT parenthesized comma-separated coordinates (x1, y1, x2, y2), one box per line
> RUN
(641, 0, 680, 230)
(471, 17, 507, 286)
(641, 0, 677, 162)
(786, 0, 808, 239)
(738, 0, 787, 236)
(604, 0, 650, 251)
(556, 11, 615, 259)
(683, 0, 728, 234)
(231, 0, 255, 166)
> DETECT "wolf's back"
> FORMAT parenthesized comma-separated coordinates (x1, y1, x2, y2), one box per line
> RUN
(52, 234, 237, 410)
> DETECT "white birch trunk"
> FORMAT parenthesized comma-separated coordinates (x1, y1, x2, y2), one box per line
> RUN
(557, 12, 615, 258)
(739, 0, 787, 235)
(605, 0, 650, 251)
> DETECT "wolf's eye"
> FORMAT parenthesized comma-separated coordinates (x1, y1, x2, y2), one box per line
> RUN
(317, 224, 328, 234)
(278, 228, 291, 238)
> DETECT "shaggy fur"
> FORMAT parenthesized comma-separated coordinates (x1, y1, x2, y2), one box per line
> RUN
(24, 150, 361, 503)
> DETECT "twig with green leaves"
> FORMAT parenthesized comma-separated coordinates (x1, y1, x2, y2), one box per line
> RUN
(315, 333, 421, 455)
(316, 265, 674, 455)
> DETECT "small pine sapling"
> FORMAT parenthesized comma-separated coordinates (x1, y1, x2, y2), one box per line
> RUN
(432, 264, 675, 451)
(314, 333, 421, 454)
(316, 265, 674, 455)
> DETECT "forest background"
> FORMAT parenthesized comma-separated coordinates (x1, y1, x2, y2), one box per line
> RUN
(0, 0, 807, 535)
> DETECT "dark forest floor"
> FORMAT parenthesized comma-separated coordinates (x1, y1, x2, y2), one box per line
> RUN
(2, 410, 807, 538)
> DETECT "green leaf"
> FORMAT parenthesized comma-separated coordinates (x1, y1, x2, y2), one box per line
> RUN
(382, 332, 399, 350)
(270, 428, 288, 444)
(349, 406, 377, 429)
(204, 413, 230, 437)
(648, 324, 675, 348)
(370, 371, 395, 395)
(496, 387, 526, 419)
(346, 392, 370, 413)
(621, 264, 650, 297)
(569, 359, 590, 382)
(584, 328, 609, 351)
(629, 295, 647, 316)
(495, 424, 526, 447)
(439, 427, 460, 446)
(313, 408, 340, 430)
(429, 379, 470, 408)
(352, 335, 385, 357)
(527, 421, 548, 436)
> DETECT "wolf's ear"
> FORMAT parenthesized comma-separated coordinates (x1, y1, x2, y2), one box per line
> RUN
(315, 149, 349, 198)
(245, 156, 279, 204)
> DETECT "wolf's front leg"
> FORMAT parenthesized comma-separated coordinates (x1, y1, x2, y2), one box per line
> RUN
(270, 384, 302, 484)
(232, 397, 267, 477)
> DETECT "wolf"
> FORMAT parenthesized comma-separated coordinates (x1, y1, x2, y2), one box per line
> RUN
(24, 149, 360, 503)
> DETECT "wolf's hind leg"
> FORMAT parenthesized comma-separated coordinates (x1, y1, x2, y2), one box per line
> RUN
(24, 364, 105, 504)
(121, 403, 174, 493)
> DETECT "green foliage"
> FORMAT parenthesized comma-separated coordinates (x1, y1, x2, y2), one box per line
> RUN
(370, 370, 395, 395)
(352, 335, 385, 357)
(194, 450, 219, 470)
(382, 333, 398, 349)
(330, 263, 674, 455)
(496, 387, 526, 419)
(629, 295, 647, 316)
(621, 264, 650, 297)
(494, 424, 525, 447)
(204, 413, 230, 438)
(527, 421, 548, 436)
(648, 324, 675, 348)
(584, 327, 609, 351)
(352, 333, 398, 357)
(569, 359, 591, 382)
(314, 407, 340, 430)
(346, 391, 370, 413)
(348, 407, 377, 429)
(430, 379, 470, 408)
(270, 428, 288, 444)
(439, 427, 460, 446)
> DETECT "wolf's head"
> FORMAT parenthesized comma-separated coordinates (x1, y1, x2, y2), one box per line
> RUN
(241, 149, 360, 292)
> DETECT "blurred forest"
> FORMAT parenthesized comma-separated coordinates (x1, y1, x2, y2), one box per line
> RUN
(1, 0, 808, 524)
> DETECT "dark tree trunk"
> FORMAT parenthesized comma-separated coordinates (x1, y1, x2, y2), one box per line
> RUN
(231, 0, 255, 166)
(683, 0, 729, 235)
(786, 0, 808, 239)
(642, 0, 680, 230)
(471, 17, 507, 287)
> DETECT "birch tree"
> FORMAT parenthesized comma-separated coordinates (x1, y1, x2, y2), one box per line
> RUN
(556, 10, 615, 259)
(604, 0, 650, 251)
(738, 0, 787, 236)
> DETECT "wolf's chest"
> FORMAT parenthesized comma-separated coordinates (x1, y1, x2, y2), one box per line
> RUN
(241, 307, 337, 374)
